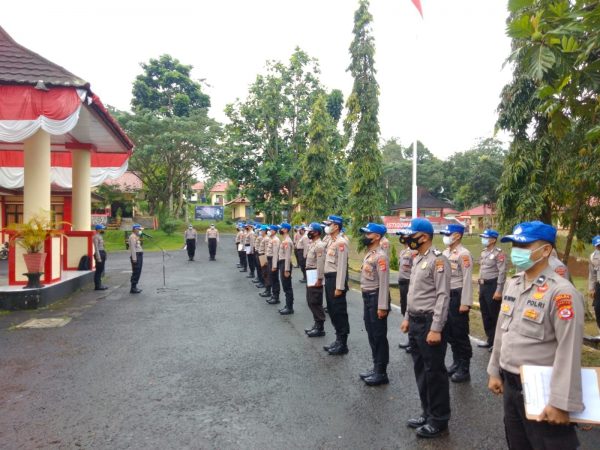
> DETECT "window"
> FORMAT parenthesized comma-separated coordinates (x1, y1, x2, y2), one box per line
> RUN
(5, 204, 23, 225)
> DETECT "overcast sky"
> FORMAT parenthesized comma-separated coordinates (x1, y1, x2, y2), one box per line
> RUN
(3, 0, 513, 158)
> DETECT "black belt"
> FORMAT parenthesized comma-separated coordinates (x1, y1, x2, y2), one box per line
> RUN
(324, 272, 337, 279)
(362, 289, 378, 295)
(398, 279, 410, 285)
(500, 369, 522, 390)
(408, 311, 433, 322)
(479, 278, 498, 285)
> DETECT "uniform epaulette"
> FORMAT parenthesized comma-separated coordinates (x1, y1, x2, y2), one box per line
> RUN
(496, 247, 503, 253)
(433, 249, 442, 257)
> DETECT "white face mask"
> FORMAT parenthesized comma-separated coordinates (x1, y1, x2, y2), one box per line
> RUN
(481, 238, 490, 247)
(442, 235, 454, 246)
(324, 225, 332, 235)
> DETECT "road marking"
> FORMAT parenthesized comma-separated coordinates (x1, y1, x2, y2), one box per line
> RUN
(15, 318, 71, 329)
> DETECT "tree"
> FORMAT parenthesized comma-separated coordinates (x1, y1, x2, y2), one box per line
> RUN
(345, 0, 384, 237)
(299, 94, 338, 222)
(131, 54, 210, 117)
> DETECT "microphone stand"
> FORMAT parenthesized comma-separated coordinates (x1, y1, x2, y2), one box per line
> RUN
(142, 235, 178, 293)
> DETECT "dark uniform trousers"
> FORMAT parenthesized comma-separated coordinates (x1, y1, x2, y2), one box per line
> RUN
(324, 273, 350, 337)
(208, 238, 217, 259)
(279, 260, 293, 309)
(130, 252, 143, 287)
(264, 256, 273, 291)
(447, 288, 473, 363)
(594, 282, 600, 330)
(94, 250, 106, 288)
(408, 313, 450, 429)
(271, 260, 281, 299)
(500, 370, 579, 450)
(479, 279, 500, 346)
(186, 238, 196, 259)
(295, 249, 307, 280)
(239, 249, 248, 270)
(398, 279, 410, 316)
(247, 252, 256, 274)
(255, 254, 264, 283)
(306, 285, 325, 323)
(362, 290, 389, 373)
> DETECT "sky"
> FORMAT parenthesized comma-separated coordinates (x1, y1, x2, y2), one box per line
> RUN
(2, 0, 513, 159)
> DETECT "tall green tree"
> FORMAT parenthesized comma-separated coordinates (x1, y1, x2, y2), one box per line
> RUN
(299, 95, 338, 222)
(345, 0, 384, 236)
(131, 54, 210, 117)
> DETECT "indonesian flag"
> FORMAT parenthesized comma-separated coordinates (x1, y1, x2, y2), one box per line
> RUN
(411, 0, 424, 18)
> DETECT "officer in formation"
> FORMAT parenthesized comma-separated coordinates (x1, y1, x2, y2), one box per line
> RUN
(243, 223, 256, 278)
(477, 229, 507, 352)
(259, 225, 276, 299)
(358, 223, 390, 386)
(255, 225, 269, 289)
(235, 224, 245, 268)
(184, 224, 198, 261)
(296, 226, 309, 283)
(129, 223, 144, 294)
(396, 231, 415, 352)
(487, 221, 584, 450)
(205, 223, 219, 261)
(267, 224, 281, 305)
(277, 223, 295, 315)
(441, 223, 474, 383)
(251, 225, 265, 287)
(92, 224, 108, 291)
(400, 218, 451, 438)
(589, 235, 600, 334)
(303, 222, 327, 337)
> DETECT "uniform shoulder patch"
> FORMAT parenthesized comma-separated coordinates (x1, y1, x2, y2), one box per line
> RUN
(339, 244, 345, 252)
(382, 241, 389, 249)
(378, 258, 387, 271)
(433, 249, 442, 257)
(462, 255, 471, 268)
(497, 253, 506, 262)
(555, 266, 567, 277)
(435, 259, 444, 272)
(554, 293, 574, 320)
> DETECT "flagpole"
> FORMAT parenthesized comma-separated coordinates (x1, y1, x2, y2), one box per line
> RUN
(412, 140, 418, 218)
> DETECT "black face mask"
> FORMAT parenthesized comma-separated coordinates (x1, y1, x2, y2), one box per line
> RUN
(307, 231, 316, 240)
(279, 230, 285, 235)
(398, 235, 406, 244)
(405, 235, 424, 250)
(361, 236, 374, 247)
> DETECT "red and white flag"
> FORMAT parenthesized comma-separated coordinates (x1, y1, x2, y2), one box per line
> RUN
(411, 0, 424, 18)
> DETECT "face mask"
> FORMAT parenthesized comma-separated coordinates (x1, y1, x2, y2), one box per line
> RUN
(405, 235, 424, 250)
(510, 245, 547, 271)
(442, 235, 454, 246)
(279, 229, 285, 235)
(307, 231, 316, 239)
(324, 226, 332, 235)
(481, 238, 490, 247)
(361, 236, 373, 247)
(100, 230, 105, 234)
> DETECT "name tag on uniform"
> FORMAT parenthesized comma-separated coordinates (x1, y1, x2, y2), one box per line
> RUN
(421, 261, 427, 270)
(490, 254, 495, 260)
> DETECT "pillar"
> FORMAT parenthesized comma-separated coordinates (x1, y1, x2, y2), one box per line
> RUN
(23, 129, 51, 221)
(71, 149, 91, 231)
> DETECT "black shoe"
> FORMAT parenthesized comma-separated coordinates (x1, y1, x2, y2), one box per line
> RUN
(323, 340, 339, 352)
(130, 288, 142, 294)
(447, 362, 459, 376)
(279, 308, 294, 315)
(267, 298, 281, 305)
(416, 424, 447, 438)
(239, 269, 247, 272)
(306, 328, 325, 337)
(324, 307, 328, 314)
(407, 416, 427, 429)
(259, 292, 271, 297)
(236, 264, 242, 268)
(252, 279, 261, 283)
(328, 344, 348, 355)
(95, 286, 108, 291)
(451, 367, 471, 383)
(477, 342, 491, 348)
(398, 342, 410, 349)
(359, 369, 375, 380)
(256, 283, 265, 289)
(299, 279, 306, 283)
(405, 346, 413, 354)
(305, 323, 317, 333)
(364, 373, 389, 386)
(246, 274, 254, 278)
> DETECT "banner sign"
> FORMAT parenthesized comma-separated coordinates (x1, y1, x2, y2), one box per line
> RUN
(195, 206, 224, 221)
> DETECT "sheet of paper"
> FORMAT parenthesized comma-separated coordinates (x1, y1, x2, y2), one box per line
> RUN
(521, 365, 600, 423)
(244, 245, 252, 254)
(237, 243, 244, 252)
(306, 269, 318, 287)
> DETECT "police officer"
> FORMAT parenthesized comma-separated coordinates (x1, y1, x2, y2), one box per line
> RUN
(252, 225, 264, 285)
(239, 223, 250, 273)
(266, 225, 282, 305)
(441, 223, 473, 383)
(277, 223, 294, 315)
(92, 224, 108, 290)
(296, 226, 309, 283)
(396, 230, 415, 352)
(549, 248, 570, 280)
(256, 225, 269, 289)
(400, 218, 451, 438)
(477, 229, 507, 351)
(487, 221, 584, 450)
(322, 215, 350, 356)
(304, 222, 327, 337)
(129, 224, 144, 294)
(243, 223, 256, 279)
(184, 224, 198, 261)
(205, 223, 219, 261)
(293, 225, 301, 268)
(358, 223, 390, 386)
(589, 235, 600, 334)
(235, 224, 244, 268)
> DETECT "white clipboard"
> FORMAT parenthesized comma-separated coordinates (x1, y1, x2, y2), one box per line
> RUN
(245, 245, 252, 254)
(237, 243, 244, 252)
(306, 269, 319, 287)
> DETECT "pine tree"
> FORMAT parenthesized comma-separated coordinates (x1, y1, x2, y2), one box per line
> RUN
(300, 94, 337, 222)
(345, 0, 384, 237)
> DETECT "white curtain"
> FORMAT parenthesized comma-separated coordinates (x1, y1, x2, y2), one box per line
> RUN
(0, 106, 82, 143)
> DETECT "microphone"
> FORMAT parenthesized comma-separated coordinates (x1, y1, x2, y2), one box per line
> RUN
(141, 232, 153, 239)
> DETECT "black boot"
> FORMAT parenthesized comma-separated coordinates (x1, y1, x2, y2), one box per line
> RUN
(267, 297, 280, 305)
(247, 272, 255, 278)
(279, 307, 294, 315)
(307, 322, 325, 337)
(323, 337, 340, 352)
(305, 322, 317, 333)
(259, 290, 271, 298)
(447, 361, 459, 376)
(359, 367, 375, 380)
(451, 360, 471, 383)
(240, 268, 247, 272)
(328, 334, 348, 355)
(130, 284, 142, 294)
(364, 364, 389, 386)
(256, 283, 265, 289)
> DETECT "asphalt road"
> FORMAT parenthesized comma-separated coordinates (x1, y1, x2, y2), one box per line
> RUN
(0, 236, 598, 449)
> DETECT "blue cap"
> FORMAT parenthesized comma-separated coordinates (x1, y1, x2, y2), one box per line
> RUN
(404, 218, 434, 236)
(501, 221, 557, 244)
(279, 222, 292, 231)
(360, 222, 387, 236)
(324, 215, 343, 226)
(592, 235, 600, 247)
(440, 224, 465, 236)
(480, 229, 499, 239)
(269, 224, 280, 231)
(95, 224, 106, 230)
(132, 223, 142, 230)
(260, 225, 268, 231)
(293, 225, 299, 230)
(307, 222, 323, 233)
